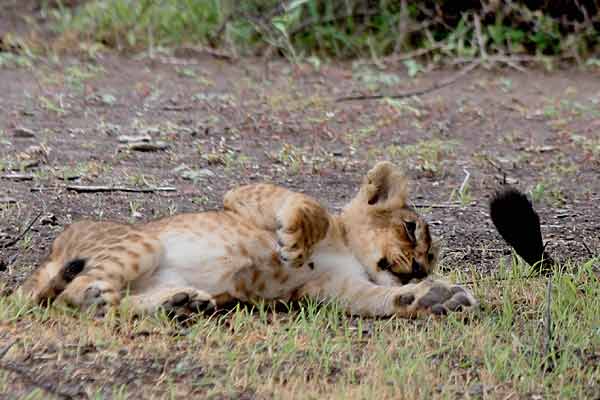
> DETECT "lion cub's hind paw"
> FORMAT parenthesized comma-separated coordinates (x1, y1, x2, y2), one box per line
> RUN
(276, 231, 310, 269)
(160, 290, 216, 320)
(276, 199, 330, 269)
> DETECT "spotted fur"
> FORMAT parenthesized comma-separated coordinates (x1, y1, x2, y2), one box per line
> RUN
(18, 162, 478, 318)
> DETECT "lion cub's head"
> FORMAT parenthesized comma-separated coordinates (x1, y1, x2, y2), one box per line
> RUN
(342, 161, 439, 285)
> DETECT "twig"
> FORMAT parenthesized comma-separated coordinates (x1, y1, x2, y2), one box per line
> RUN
(497, 57, 528, 73)
(473, 13, 487, 60)
(383, 43, 445, 64)
(412, 203, 465, 209)
(542, 278, 554, 371)
(449, 54, 549, 70)
(210, 13, 235, 45)
(336, 60, 481, 102)
(1, 173, 34, 181)
(1, 211, 42, 249)
(30, 185, 176, 193)
(459, 168, 471, 195)
(484, 155, 503, 173)
(0, 339, 17, 360)
(65, 185, 176, 193)
(581, 242, 593, 257)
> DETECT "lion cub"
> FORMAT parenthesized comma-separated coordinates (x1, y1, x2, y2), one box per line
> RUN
(19, 162, 477, 318)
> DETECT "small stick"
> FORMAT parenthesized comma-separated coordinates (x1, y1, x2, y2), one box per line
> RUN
(336, 60, 481, 102)
(484, 155, 502, 173)
(473, 13, 487, 60)
(0, 339, 17, 360)
(383, 43, 445, 63)
(542, 278, 554, 371)
(412, 203, 465, 209)
(581, 242, 593, 257)
(65, 185, 176, 193)
(459, 168, 471, 195)
(1, 211, 42, 249)
(1, 173, 34, 181)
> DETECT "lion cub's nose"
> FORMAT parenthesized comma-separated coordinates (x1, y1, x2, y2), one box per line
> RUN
(411, 259, 427, 278)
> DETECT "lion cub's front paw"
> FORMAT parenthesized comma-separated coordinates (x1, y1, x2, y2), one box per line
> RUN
(276, 198, 330, 269)
(395, 280, 478, 317)
(56, 279, 120, 317)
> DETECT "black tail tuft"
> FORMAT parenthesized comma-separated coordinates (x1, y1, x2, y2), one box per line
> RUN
(490, 188, 553, 271)
(62, 258, 87, 283)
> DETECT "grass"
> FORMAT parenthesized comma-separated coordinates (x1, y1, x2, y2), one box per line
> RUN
(386, 139, 458, 178)
(31, 1, 600, 63)
(1, 258, 598, 399)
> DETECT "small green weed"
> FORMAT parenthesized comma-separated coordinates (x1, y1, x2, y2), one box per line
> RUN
(386, 139, 457, 177)
(1, 260, 598, 398)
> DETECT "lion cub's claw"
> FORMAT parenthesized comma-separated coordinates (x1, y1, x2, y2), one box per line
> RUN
(276, 231, 310, 269)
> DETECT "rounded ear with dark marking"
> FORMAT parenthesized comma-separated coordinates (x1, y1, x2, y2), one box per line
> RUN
(361, 161, 409, 209)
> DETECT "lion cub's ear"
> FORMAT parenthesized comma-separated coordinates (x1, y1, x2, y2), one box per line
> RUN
(361, 161, 409, 209)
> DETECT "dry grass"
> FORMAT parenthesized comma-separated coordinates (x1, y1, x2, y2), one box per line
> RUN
(1, 258, 598, 399)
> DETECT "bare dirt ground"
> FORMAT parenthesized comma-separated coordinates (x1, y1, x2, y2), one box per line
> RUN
(1, 53, 599, 284)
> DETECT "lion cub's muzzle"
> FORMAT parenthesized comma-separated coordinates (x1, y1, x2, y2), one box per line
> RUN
(393, 259, 428, 284)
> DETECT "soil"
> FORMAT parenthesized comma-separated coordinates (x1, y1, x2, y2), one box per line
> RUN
(1, 51, 599, 287)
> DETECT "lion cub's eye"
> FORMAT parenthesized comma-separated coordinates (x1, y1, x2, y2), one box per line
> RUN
(405, 221, 416, 241)
(377, 257, 391, 270)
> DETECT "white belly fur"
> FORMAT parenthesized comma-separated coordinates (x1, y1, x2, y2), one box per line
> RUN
(131, 230, 367, 301)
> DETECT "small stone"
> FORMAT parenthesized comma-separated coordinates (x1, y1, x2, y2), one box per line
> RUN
(13, 126, 36, 138)
(40, 214, 58, 226)
(179, 167, 215, 181)
(468, 383, 484, 398)
(100, 93, 117, 105)
(118, 135, 152, 143)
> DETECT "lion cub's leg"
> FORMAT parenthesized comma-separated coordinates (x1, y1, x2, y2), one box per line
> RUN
(125, 287, 216, 319)
(275, 194, 330, 269)
(55, 228, 162, 313)
(299, 275, 478, 318)
(224, 184, 330, 269)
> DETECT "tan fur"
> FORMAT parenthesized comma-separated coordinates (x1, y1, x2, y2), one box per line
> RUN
(18, 162, 478, 318)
